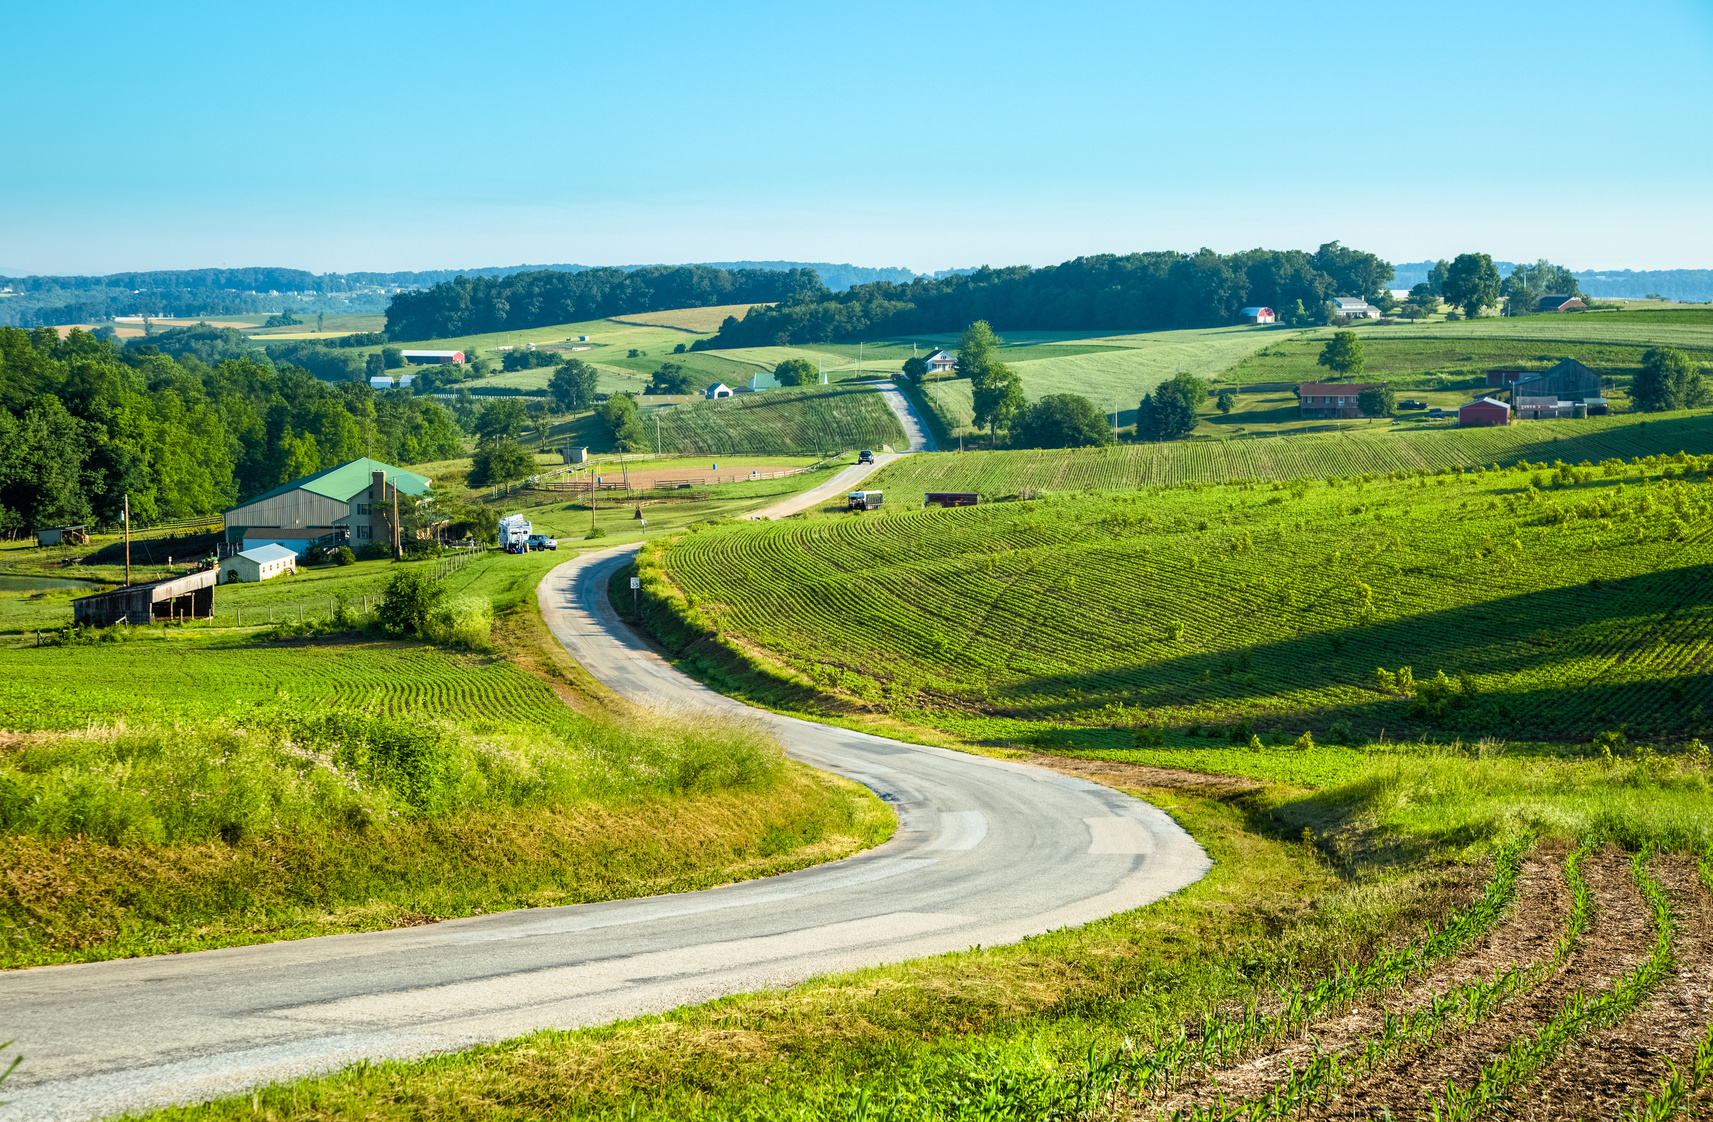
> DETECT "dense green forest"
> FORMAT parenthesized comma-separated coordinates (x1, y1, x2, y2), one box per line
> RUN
(0, 327, 462, 534)
(382, 265, 828, 341)
(700, 244, 1393, 346)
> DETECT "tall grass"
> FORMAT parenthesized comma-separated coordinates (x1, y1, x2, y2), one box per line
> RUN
(0, 707, 782, 846)
(1312, 752, 1713, 852)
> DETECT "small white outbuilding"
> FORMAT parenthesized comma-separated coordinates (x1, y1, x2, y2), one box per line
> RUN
(222, 542, 298, 584)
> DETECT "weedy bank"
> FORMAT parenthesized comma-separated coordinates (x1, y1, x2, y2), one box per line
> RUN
(121, 748, 1713, 1122)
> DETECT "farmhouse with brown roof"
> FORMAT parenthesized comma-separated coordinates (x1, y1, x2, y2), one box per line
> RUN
(1295, 381, 1388, 420)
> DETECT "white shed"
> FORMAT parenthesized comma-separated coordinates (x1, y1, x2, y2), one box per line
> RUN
(369, 375, 394, 389)
(705, 383, 733, 399)
(222, 543, 298, 583)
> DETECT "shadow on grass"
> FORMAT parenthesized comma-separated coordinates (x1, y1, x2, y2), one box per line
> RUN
(990, 561, 1713, 743)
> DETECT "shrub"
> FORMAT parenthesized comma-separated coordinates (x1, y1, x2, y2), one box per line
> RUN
(424, 596, 493, 650)
(378, 569, 447, 635)
(1294, 730, 1316, 752)
(1133, 723, 1166, 748)
(356, 541, 392, 561)
(335, 546, 355, 566)
(402, 538, 442, 559)
(587, 527, 608, 539)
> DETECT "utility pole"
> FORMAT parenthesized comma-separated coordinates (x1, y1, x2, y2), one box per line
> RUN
(391, 474, 400, 559)
(123, 493, 131, 587)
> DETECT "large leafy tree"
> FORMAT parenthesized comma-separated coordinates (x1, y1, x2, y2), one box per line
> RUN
(644, 362, 695, 395)
(1357, 385, 1396, 418)
(1310, 241, 1394, 300)
(548, 359, 600, 412)
(599, 393, 646, 452)
(1139, 371, 1207, 441)
(1443, 254, 1501, 319)
(472, 398, 530, 444)
(772, 358, 815, 387)
(956, 321, 1002, 380)
(1009, 394, 1114, 449)
(468, 440, 536, 486)
(1318, 331, 1365, 377)
(1632, 348, 1708, 412)
(971, 362, 1025, 445)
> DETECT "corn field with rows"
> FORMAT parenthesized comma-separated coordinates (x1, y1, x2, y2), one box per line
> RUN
(652, 450, 1713, 746)
(646, 385, 907, 455)
(871, 410, 1713, 503)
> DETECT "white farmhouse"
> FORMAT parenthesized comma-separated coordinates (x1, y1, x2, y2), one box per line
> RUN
(1332, 297, 1382, 319)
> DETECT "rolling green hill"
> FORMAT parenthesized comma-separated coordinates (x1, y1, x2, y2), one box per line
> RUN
(865, 410, 1713, 501)
(643, 448, 1713, 751)
(641, 385, 907, 456)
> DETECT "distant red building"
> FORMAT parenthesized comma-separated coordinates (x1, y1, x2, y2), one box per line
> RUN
(1460, 398, 1512, 427)
(1240, 306, 1275, 324)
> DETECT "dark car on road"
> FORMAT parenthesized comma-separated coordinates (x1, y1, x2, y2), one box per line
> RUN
(858, 449, 875, 465)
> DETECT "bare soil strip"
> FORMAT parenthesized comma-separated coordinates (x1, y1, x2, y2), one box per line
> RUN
(1137, 844, 1571, 1118)
(1312, 848, 1657, 1121)
(1518, 854, 1713, 1121)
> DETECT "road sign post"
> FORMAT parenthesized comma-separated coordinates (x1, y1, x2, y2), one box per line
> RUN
(630, 575, 640, 614)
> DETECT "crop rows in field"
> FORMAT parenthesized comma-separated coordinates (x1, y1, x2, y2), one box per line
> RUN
(658, 454, 1713, 743)
(650, 385, 906, 455)
(0, 641, 569, 732)
(1123, 845, 1713, 1122)
(869, 410, 1713, 502)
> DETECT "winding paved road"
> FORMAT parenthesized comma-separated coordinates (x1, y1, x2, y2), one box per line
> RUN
(743, 381, 935, 520)
(0, 496, 1208, 1122)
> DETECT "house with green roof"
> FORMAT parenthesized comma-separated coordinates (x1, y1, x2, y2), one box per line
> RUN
(222, 458, 433, 557)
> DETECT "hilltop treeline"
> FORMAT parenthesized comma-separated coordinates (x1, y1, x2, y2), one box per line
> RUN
(701, 244, 1394, 346)
(0, 268, 396, 328)
(0, 327, 462, 533)
(383, 265, 829, 341)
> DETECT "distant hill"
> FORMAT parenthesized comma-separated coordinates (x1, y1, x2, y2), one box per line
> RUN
(1392, 260, 1713, 302)
(0, 260, 928, 328)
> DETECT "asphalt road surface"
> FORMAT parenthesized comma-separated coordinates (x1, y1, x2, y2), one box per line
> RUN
(0, 545, 1208, 1122)
(743, 381, 935, 520)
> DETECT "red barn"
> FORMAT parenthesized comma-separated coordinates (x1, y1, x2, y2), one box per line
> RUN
(1460, 397, 1512, 427)
(1241, 306, 1275, 324)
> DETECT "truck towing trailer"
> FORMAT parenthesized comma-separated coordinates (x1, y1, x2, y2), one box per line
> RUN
(497, 513, 533, 553)
(847, 490, 883, 511)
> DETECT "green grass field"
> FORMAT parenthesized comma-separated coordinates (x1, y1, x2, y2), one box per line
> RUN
(864, 410, 1713, 500)
(647, 447, 1713, 752)
(639, 384, 907, 455)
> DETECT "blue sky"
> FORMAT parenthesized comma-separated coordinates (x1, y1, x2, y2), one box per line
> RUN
(5, 0, 1710, 275)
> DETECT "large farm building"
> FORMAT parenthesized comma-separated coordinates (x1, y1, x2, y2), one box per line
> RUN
(222, 458, 432, 557)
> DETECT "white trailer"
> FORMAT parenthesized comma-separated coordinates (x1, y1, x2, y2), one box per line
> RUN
(497, 513, 532, 552)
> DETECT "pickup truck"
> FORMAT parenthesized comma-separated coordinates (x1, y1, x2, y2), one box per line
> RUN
(527, 533, 558, 551)
(1400, 399, 1428, 410)
(857, 449, 876, 465)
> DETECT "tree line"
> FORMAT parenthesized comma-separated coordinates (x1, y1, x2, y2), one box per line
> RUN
(0, 327, 465, 535)
(698, 244, 1396, 346)
(383, 265, 831, 342)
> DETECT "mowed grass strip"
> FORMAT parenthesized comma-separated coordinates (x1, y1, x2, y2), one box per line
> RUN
(649, 449, 1713, 749)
